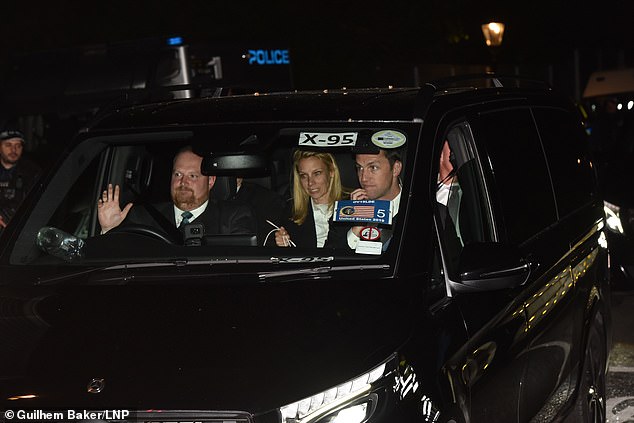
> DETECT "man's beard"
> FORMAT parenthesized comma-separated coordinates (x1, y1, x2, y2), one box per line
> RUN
(1, 155, 19, 167)
(173, 187, 200, 210)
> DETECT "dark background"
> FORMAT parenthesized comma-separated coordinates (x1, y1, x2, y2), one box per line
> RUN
(2, 0, 633, 92)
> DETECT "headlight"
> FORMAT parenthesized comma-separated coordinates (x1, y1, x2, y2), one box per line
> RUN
(279, 359, 388, 423)
(278, 355, 441, 423)
(604, 201, 624, 234)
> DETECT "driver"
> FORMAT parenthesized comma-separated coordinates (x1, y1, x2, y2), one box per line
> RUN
(97, 146, 255, 237)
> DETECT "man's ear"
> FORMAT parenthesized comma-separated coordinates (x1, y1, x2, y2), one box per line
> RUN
(208, 175, 217, 190)
(392, 160, 403, 177)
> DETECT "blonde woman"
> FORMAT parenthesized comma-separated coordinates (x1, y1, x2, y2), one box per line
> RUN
(275, 150, 345, 247)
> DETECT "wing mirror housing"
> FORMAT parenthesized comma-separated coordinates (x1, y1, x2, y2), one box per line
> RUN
(36, 226, 85, 262)
(451, 242, 531, 293)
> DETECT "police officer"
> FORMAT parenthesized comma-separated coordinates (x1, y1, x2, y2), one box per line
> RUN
(0, 129, 41, 231)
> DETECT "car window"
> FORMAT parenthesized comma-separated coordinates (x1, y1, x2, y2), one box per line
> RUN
(472, 108, 558, 245)
(532, 107, 597, 217)
(435, 121, 495, 272)
(48, 155, 101, 239)
(7, 124, 418, 269)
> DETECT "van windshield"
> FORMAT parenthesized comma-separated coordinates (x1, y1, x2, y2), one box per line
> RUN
(7, 123, 417, 270)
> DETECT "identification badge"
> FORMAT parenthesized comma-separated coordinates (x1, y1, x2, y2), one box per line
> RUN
(333, 200, 391, 224)
(298, 132, 358, 147)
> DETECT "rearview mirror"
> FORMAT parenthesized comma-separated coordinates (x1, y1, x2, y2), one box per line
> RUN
(202, 154, 269, 177)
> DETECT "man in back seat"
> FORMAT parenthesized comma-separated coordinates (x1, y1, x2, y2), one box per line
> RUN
(230, 177, 286, 246)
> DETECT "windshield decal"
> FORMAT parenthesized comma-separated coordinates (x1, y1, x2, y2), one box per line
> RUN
(371, 130, 406, 148)
(355, 240, 383, 255)
(360, 226, 381, 241)
(333, 200, 392, 224)
(299, 132, 358, 147)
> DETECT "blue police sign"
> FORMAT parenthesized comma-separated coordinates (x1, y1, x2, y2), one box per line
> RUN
(247, 49, 290, 65)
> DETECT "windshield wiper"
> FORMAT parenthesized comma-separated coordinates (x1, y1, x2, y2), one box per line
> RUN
(258, 264, 390, 282)
(35, 258, 275, 285)
(35, 258, 389, 285)
(105, 257, 275, 269)
(35, 266, 111, 285)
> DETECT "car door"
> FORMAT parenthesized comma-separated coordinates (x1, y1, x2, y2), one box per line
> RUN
(429, 108, 541, 423)
(531, 106, 609, 418)
(466, 105, 578, 422)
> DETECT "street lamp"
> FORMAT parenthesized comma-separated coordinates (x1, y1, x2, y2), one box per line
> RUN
(481, 22, 505, 47)
(481, 22, 505, 72)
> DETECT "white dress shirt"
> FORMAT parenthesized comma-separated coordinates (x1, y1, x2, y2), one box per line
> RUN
(174, 200, 208, 227)
(312, 200, 333, 248)
(436, 180, 463, 245)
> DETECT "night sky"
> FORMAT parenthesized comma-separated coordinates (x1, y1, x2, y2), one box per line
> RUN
(1, 0, 633, 89)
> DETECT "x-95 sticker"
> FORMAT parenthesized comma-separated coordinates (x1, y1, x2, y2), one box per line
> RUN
(299, 132, 357, 147)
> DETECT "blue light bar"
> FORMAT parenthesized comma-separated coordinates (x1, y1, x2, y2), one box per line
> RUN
(167, 37, 183, 46)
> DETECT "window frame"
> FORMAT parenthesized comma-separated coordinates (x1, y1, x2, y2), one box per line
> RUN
(431, 117, 497, 285)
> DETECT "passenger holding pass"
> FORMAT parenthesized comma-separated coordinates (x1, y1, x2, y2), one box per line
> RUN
(344, 148, 402, 249)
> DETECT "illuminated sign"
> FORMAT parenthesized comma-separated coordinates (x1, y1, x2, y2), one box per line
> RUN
(167, 37, 183, 46)
(247, 49, 290, 65)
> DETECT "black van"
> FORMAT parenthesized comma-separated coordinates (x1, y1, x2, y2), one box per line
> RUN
(0, 76, 610, 423)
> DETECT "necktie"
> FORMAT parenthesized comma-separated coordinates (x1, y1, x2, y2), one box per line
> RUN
(180, 211, 193, 227)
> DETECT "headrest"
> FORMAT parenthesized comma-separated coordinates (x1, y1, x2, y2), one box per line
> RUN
(210, 176, 237, 201)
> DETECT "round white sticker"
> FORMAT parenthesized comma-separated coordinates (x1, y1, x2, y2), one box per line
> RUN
(371, 130, 406, 149)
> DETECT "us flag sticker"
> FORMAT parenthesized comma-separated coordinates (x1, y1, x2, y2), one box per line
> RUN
(333, 200, 392, 224)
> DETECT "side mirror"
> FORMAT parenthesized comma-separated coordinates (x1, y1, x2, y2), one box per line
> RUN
(451, 242, 531, 293)
(36, 226, 85, 262)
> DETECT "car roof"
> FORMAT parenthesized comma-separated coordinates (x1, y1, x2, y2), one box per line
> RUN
(84, 76, 554, 133)
(87, 88, 423, 131)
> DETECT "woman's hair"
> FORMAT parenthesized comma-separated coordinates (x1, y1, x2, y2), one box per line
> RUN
(291, 150, 343, 225)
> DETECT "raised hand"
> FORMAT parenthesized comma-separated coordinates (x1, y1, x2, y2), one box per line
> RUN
(97, 184, 133, 233)
(350, 188, 369, 201)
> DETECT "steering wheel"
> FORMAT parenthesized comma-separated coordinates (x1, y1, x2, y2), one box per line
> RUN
(108, 224, 181, 245)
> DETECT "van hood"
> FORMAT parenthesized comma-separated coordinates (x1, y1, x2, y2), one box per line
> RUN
(0, 278, 415, 413)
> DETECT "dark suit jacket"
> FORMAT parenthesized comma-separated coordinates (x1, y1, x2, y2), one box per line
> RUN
(322, 220, 349, 248)
(283, 201, 348, 248)
(230, 182, 286, 245)
(284, 203, 319, 247)
(122, 199, 255, 239)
